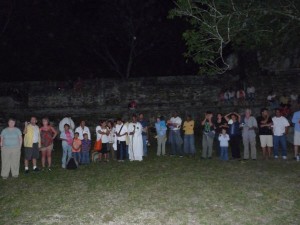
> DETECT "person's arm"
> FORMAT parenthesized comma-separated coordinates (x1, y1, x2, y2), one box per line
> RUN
(18, 135, 23, 147)
(201, 117, 206, 126)
(23, 122, 28, 134)
(0, 135, 3, 148)
(224, 113, 231, 122)
(51, 126, 58, 140)
(234, 112, 241, 123)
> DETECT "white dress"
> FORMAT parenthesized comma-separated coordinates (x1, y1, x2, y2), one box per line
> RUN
(128, 122, 143, 161)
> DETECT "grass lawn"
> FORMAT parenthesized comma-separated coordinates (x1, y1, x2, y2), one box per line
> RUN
(0, 143, 299, 225)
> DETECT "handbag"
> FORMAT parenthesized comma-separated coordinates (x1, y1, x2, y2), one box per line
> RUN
(94, 136, 102, 152)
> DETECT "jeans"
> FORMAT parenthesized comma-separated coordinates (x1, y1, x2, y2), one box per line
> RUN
(62, 143, 72, 168)
(220, 147, 229, 161)
(170, 130, 183, 156)
(273, 135, 287, 157)
(142, 135, 148, 156)
(184, 134, 195, 155)
(117, 141, 127, 160)
(81, 151, 90, 164)
(72, 152, 80, 163)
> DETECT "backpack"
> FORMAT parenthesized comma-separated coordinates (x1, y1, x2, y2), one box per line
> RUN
(66, 157, 78, 170)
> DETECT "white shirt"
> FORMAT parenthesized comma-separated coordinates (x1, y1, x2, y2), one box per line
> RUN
(115, 123, 128, 141)
(96, 126, 109, 143)
(32, 125, 40, 143)
(170, 116, 182, 130)
(267, 94, 276, 101)
(75, 126, 91, 140)
(291, 94, 298, 101)
(247, 86, 255, 94)
(272, 116, 290, 136)
(59, 117, 75, 132)
(218, 134, 230, 147)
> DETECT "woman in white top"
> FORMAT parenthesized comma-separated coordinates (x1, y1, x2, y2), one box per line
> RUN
(107, 121, 116, 160)
(96, 121, 110, 162)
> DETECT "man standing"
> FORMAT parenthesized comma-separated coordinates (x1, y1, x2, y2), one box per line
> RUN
(168, 112, 183, 157)
(241, 109, 258, 160)
(155, 116, 167, 156)
(257, 108, 273, 160)
(59, 115, 75, 132)
(115, 118, 128, 161)
(139, 113, 148, 157)
(23, 116, 41, 173)
(272, 108, 290, 159)
(75, 120, 91, 140)
(128, 115, 143, 161)
(292, 108, 300, 159)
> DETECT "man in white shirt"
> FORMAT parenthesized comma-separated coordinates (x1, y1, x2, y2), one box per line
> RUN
(59, 116, 75, 133)
(272, 108, 290, 159)
(75, 120, 91, 140)
(168, 112, 183, 156)
(115, 118, 128, 161)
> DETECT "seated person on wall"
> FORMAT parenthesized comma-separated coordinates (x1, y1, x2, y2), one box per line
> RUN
(218, 90, 225, 105)
(267, 91, 278, 109)
(290, 90, 298, 108)
(246, 84, 255, 103)
(279, 93, 290, 107)
(236, 88, 246, 105)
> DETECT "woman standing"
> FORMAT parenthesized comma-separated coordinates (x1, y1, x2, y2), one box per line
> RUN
(214, 113, 228, 156)
(40, 118, 57, 171)
(1, 118, 22, 179)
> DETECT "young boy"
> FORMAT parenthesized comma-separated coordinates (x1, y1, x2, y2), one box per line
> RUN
(218, 128, 230, 161)
(81, 133, 91, 164)
(72, 132, 82, 163)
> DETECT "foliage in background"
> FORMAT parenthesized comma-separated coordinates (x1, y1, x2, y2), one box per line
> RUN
(170, 0, 300, 75)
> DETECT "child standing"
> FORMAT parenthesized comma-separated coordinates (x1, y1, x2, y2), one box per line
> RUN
(218, 128, 230, 161)
(72, 132, 82, 163)
(81, 133, 91, 164)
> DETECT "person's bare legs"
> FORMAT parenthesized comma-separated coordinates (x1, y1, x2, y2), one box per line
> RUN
(262, 147, 266, 159)
(24, 159, 29, 168)
(267, 147, 272, 159)
(41, 150, 46, 168)
(47, 149, 52, 168)
(294, 145, 299, 158)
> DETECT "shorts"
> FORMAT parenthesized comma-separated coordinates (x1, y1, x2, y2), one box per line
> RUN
(25, 143, 40, 160)
(100, 143, 108, 154)
(259, 135, 273, 147)
(40, 143, 53, 151)
(294, 131, 300, 146)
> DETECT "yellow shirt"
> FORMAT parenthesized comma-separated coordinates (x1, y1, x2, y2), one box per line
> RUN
(24, 124, 41, 148)
(183, 120, 194, 135)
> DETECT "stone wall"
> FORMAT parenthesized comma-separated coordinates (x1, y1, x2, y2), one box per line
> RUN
(0, 72, 299, 127)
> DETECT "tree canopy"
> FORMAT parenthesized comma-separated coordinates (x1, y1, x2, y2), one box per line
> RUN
(170, 0, 300, 75)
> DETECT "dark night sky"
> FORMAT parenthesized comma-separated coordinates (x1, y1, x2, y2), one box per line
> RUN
(0, 0, 198, 81)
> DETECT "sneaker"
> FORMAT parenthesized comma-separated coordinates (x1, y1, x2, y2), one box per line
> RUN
(48, 168, 52, 172)
(25, 169, 30, 174)
(2, 177, 8, 180)
(282, 156, 287, 160)
(274, 155, 278, 159)
(33, 167, 40, 172)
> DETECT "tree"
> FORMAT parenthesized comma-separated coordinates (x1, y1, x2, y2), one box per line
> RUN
(87, 0, 165, 79)
(170, 0, 300, 75)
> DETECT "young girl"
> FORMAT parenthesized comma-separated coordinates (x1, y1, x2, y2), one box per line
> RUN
(81, 133, 91, 164)
(40, 118, 57, 171)
(218, 128, 230, 161)
(72, 132, 82, 163)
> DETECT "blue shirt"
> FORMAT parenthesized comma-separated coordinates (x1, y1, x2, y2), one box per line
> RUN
(139, 119, 148, 135)
(155, 122, 167, 136)
(1, 127, 22, 148)
(228, 121, 240, 136)
(292, 111, 300, 132)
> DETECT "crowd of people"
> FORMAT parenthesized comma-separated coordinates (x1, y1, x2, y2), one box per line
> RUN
(1, 107, 300, 179)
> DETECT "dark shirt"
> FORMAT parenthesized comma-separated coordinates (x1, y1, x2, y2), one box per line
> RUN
(228, 121, 240, 136)
(81, 139, 91, 152)
(215, 118, 227, 134)
(139, 119, 148, 136)
(257, 116, 273, 135)
(203, 120, 214, 133)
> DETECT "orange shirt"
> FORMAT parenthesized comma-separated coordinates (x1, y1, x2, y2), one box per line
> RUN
(72, 138, 82, 152)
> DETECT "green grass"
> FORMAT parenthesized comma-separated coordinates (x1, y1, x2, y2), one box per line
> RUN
(0, 144, 300, 225)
